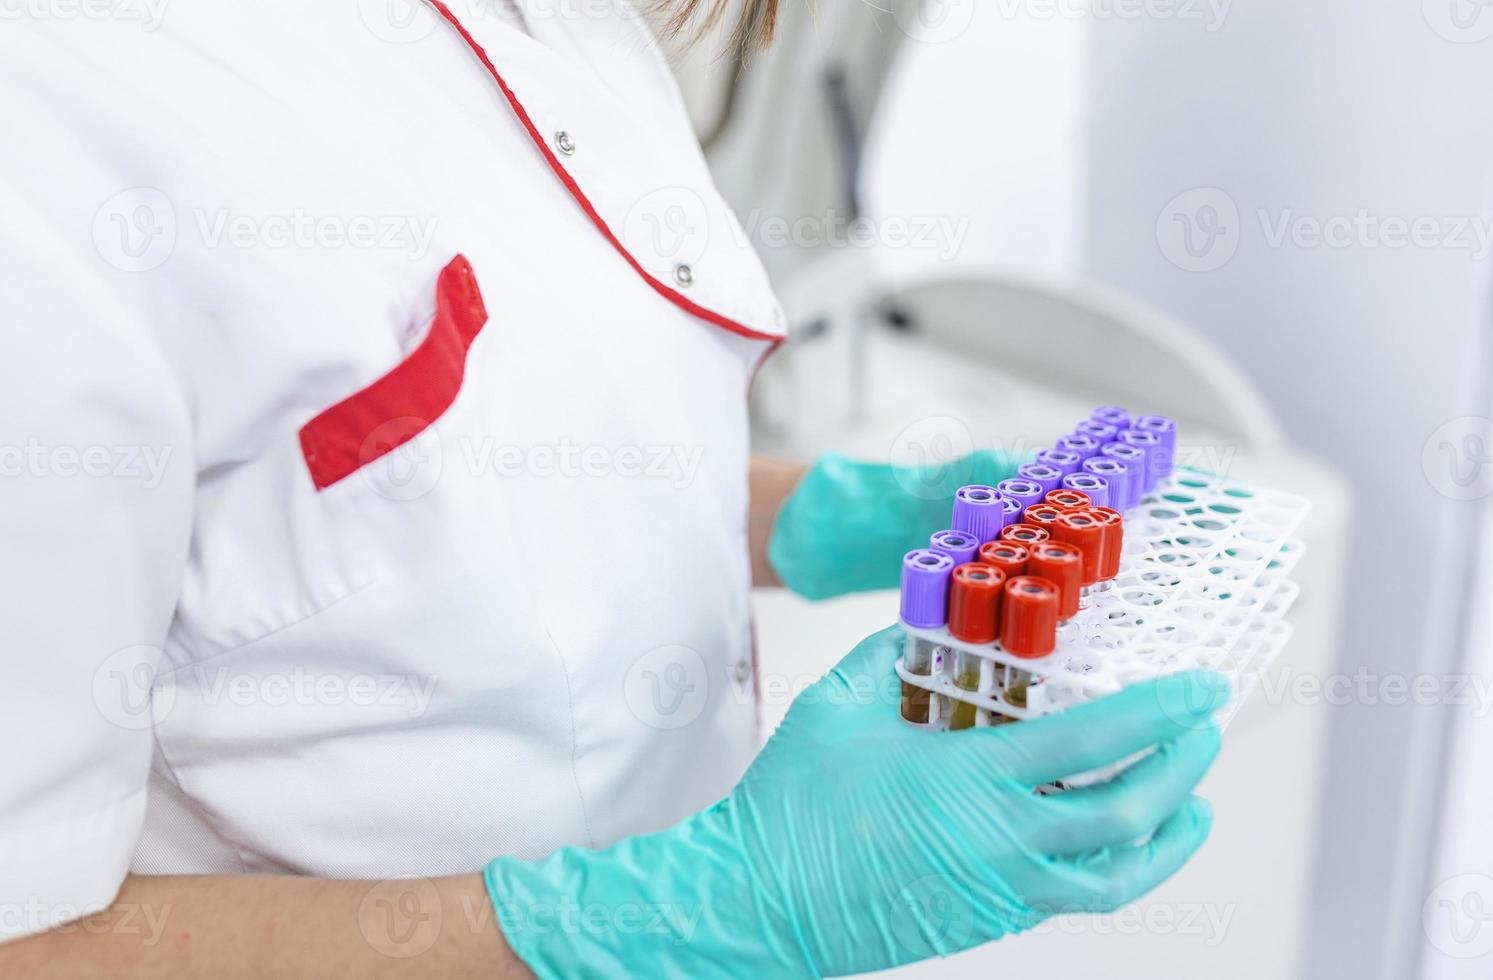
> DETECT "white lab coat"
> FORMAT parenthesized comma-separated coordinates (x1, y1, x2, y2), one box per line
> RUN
(0, 0, 784, 940)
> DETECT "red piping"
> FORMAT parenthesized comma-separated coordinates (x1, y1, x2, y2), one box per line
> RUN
(427, 0, 785, 350)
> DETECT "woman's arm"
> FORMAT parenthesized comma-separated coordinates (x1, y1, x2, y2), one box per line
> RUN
(2, 874, 532, 979)
(748, 455, 808, 587)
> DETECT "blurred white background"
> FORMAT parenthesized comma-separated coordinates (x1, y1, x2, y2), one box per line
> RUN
(663, 1, 1493, 977)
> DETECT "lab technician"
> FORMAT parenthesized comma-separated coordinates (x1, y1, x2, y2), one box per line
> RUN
(0, 0, 1224, 975)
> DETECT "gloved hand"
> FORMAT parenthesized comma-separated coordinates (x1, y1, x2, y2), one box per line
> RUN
(485, 626, 1226, 979)
(768, 450, 1022, 599)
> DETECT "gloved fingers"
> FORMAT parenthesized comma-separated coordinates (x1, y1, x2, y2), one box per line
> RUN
(1042, 795, 1215, 915)
(803, 625, 907, 726)
(981, 671, 1230, 786)
(1024, 723, 1220, 853)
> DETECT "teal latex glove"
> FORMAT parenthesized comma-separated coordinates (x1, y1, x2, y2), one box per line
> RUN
(768, 450, 1022, 600)
(485, 626, 1226, 979)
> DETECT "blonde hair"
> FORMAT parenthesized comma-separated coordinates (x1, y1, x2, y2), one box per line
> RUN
(657, 0, 781, 51)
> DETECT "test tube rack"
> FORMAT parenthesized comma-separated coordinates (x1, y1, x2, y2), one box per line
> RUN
(896, 467, 1309, 730)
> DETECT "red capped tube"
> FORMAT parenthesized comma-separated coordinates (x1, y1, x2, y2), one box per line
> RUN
(979, 540, 1029, 579)
(999, 522, 1050, 546)
(947, 563, 1006, 644)
(1029, 541, 1083, 621)
(1045, 488, 1092, 512)
(1052, 509, 1104, 586)
(1000, 576, 1060, 658)
(1089, 506, 1125, 581)
(1023, 504, 1065, 532)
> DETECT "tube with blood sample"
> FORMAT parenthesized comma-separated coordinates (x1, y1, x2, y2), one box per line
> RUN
(1118, 428, 1167, 492)
(1016, 462, 1064, 495)
(1022, 503, 1065, 534)
(995, 478, 1046, 515)
(999, 576, 1060, 713)
(1062, 472, 1110, 509)
(1035, 447, 1084, 478)
(945, 563, 1005, 730)
(1045, 488, 1091, 512)
(1074, 419, 1117, 445)
(1134, 414, 1177, 474)
(1088, 506, 1125, 584)
(929, 529, 980, 566)
(898, 549, 954, 726)
(950, 485, 1006, 544)
(1082, 457, 1129, 517)
(979, 540, 1029, 579)
(1028, 541, 1082, 622)
(1091, 406, 1132, 431)
(1052, 509, 1104, 606)
(999, 522, 1050, 546)
(1099, 442, 1147, 511)
(1055, 432, 1101, 460)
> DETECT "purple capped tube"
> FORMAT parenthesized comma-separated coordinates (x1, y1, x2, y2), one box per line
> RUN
(1118, 428, 1166, 491)
(1100, 442, 1147, 510)
(1134, 415, 1177, 473)
(929, 529, 980, 566)
(996, 478, 1046, 515)
(1075, 420, 1118, 444)
(900, 549, 955, 628)
(951, 485, 1006, 543)
(999, 495, 1023, 530)
(1092, 406, 1132, 431)
(1056, 432, 1101, 460)
(1082, 457, 1129, 513)
(1017, 462, 1064, 495)
(1063, 472, 1110, 509)
(1035, 447, 1084, 478)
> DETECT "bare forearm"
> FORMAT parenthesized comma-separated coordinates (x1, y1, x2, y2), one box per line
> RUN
(748, 455, 807, 587)
(2, 873, 532, 979)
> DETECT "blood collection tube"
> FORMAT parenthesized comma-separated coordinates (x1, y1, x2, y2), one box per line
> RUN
(1062, 472, 1110, 510)
(1082, 457, 1129, 516)
(998, 495, 1023, 530)
(1134, 414, 1177, 473)
(1035, 447, 1084, 478)
(951, 485, 1006, 544)
(1045, 488, 1091, 512)
(1028, 541, 1082, 621)
(1023, 503, 1064, 533)
(996, 478, 1046, 515)
(899, 549, 954, 725)
(1099, 442, 1147, 511)
(1052, 509, 1104, 594)
(1092, 406, 1131, 431)
(929, 529, 980, 566)
(946, 564, 1005, 730)
(999, 522, 1050, 546)
(1089, 506, 1125, 583)
(1055, 432, 1101, 460)
(1016, 462, 1064, 495)
(1074, 419, 1117, 444)
(999, 576, 1060, 710)
(1118, 428, 1166, 491)
(979, 540, 1029, 579)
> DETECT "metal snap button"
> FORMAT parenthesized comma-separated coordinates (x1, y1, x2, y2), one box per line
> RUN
(554, 130, 576, 156)
(673, 263, 695, 287)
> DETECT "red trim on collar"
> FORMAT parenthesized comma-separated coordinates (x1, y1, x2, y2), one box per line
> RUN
(427, 0, 783, 347)
(299, 255, 487, 491)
